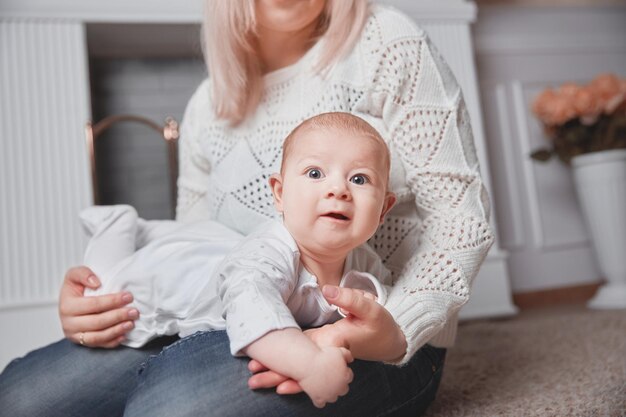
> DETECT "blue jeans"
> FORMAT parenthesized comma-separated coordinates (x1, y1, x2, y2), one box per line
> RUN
(0, 331, 445, 417)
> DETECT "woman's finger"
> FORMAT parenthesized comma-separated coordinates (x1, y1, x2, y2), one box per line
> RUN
(276, 379, 303, 395)
(100, 336, 127, 349)
(83, 335, 126, 349)
(248, 359, 269, 373)
(64, 265, 100, 289)
(65, 307, 139, 333)
(76, 321, 134, 348)
(338, 290, 371, 317)
(363, 291, 377, 301)
(248, 370, 290, 390)
(322, 285, 376, 320)
(60, 291, 134, 317)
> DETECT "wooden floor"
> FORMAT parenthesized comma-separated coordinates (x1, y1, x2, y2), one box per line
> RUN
(511, 282, 602, 310)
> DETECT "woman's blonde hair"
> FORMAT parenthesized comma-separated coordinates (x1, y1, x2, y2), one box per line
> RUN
(203, 0, 370, 125)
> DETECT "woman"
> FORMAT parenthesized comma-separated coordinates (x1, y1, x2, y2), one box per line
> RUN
(0, 0, 493, 415)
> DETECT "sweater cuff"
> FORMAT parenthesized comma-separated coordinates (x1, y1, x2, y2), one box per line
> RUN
(384, 292, 463, 365)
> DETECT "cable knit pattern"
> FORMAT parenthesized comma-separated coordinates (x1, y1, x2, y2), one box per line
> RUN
(176, 4, 494, 365)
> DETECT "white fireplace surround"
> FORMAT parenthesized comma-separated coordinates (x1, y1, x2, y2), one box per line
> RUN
(0, 0, 517, 369)
(0, 0, 480, 22)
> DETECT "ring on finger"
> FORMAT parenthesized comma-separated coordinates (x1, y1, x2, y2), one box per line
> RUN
(79, 332, 85, 346)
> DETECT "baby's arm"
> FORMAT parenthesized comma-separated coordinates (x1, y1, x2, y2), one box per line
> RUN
(216, 226, 354, 407)
(243, 328, 353, 408)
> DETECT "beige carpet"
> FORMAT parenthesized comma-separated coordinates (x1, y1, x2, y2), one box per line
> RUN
(424, 305, 626, 417)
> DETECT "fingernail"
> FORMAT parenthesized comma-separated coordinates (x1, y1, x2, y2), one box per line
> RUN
(87, 275, 99, 287)
(123, 322, 134, 330)
(323, 285, 338, 299)
(128, 309, 139, 319)
(122, 293, 133, 303)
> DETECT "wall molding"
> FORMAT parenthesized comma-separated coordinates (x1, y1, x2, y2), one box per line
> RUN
(476, 35, 626, 55)
(493, 84, 524, 249)
(474, 6, 626, 55)
(0, 0, 477, 23)
(0, 299, 57, 311)
(0, 0, 203, 22)
(386, 0, 477, 22)
(511, 81, 545, 248)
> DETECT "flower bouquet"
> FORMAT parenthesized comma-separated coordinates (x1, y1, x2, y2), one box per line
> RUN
(530, 73, 626, 165)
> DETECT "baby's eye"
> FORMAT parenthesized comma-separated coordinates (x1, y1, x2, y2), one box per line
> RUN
(306, 168, 323, 179)
(350, 174, 369, 185)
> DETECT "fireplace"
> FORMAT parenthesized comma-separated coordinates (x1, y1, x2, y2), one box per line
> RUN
(87, 23, 205, 220)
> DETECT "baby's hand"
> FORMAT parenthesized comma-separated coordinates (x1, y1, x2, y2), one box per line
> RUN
(298, 346, 354, 408)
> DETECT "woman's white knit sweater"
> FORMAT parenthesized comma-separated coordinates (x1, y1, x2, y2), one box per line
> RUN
(176, 4, 494, 365)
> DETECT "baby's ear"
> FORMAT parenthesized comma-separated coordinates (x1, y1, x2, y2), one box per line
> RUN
(379, 192, 397, 224)
(269, 173, 284, 212)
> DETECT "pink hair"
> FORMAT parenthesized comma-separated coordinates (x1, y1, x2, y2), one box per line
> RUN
(202, 0, 370, 125)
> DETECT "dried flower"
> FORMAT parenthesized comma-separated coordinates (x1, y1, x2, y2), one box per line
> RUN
(573, 86, 602, 125)
(531, 73, 626, 165)
(591, 73, 622, 113)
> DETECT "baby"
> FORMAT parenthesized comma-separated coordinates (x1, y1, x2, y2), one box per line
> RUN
(81, 112, 396, 407)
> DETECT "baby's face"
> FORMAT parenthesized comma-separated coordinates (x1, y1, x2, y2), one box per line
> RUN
(270, 127, 395, 256)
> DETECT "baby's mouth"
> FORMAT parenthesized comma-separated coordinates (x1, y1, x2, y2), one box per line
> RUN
(322, 212, 350, 221)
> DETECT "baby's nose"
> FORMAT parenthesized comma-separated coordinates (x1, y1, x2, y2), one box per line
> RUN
(326, 181, 350, 200)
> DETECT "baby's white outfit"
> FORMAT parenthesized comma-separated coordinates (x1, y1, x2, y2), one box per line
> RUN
(81, 205, 391, 354)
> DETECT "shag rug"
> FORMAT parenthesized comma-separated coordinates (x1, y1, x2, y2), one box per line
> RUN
(424, 305, 626, 417)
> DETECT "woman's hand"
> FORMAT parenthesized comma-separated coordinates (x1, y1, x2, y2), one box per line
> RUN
(247, 285, 407, 394)
(315, 285, 407, 361)
(59, 266, 138, 348)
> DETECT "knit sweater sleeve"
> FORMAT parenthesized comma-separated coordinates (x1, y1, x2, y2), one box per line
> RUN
(175, 80, 212, 223)
(369, 14, 494, 364)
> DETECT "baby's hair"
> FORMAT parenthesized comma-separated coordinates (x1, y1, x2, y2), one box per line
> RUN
(281, 112, 391, 180)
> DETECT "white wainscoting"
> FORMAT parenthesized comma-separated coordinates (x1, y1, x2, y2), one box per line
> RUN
(0, 20, 92, 368)
(474, 5, 626, 292)
(0, 20, 91, 307)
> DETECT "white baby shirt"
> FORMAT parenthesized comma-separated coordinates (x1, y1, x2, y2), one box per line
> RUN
(212, 219, 392, 356)
(82, 205, 391, 355)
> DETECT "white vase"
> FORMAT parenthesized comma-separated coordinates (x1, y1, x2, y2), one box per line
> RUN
(572, 149, 626, 309)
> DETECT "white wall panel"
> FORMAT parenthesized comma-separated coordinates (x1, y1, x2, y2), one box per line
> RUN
(475, 5, 626, 291)
(0, 20, 91, 307)
(0, 19, 91, 368)
(481, 83, 526, 249)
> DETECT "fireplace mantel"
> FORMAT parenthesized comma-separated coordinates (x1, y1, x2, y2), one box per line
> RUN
(0, 0, 203, 22)
(0, 0, 475, 22)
